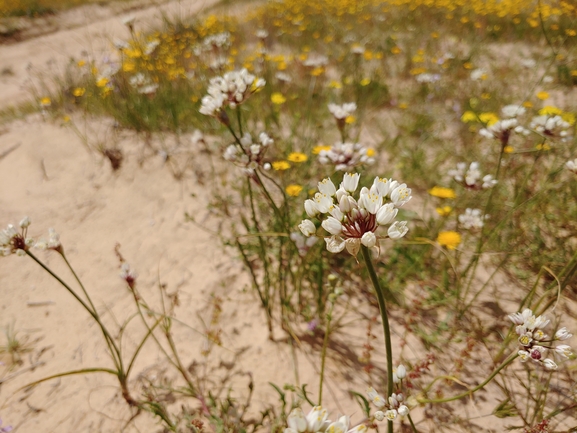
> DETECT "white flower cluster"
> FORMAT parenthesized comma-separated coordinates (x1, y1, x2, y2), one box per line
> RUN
(470, 68, 486, 81)
(501, 104, 526, 118)
(129, 73, 159, 95)
(223, 132, 273, 173)
(367, 387, 409, 422)
(530, 115, 572, 141)
(199, 69, 265, 117)
(566, 158, 577, 174)
(193, 32, 231, 55)
(447, 162, 497, 189)
(0, 217, 33, 257)
(458, 208, 487, 230)
(303, 54, 329, 68)
(318, 142, 374, 171)
(34, 228, 61, 252)
(415, 73, 440, 84)
(299, 173, 411, 257)
(509, 308, 574, 370)
(284, 406, 366, 433)
(328, 102, 357, 120)
(479, 118, 529, 142)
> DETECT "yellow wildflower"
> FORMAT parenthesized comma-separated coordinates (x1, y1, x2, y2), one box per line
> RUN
(437, 231, 461, 250)
(366, 148, 375, 157)
(287, 152, 308, 163)
(503, 146, 514, 153)
(436, 206, 452, 216)
(272, 161, 291, 170)
(461, 111, 477, 123)
(345, 115, 356, 124)
(391, 46, 401, 55)
(536, 91, 549, 100)
(479, 112, 499, 126)
(428, 186, 456, 199)
(40, 97, 51, 107)
(286, 184, 303, 197)
(73, 88, 85, 97)
(360, 78, 371, 86)
(539, 106, 563, 116)
(311, 67, 324, 76)
(271, 92, 286, 105)
(96, 77, 109, 87)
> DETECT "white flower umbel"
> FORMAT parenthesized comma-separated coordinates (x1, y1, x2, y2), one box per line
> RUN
(284, 406, 366, 433)
(509, 308, 574, 369)
(479, 117, 529, 144)
(501, 104, 526, 118)
(566, 158, 577, 174)
(328, 102, 357, 120)
(0, 219, 34, 257)
(199, 69, 265, 119)
(530, 115, 572, 141)
(300, 173, 411, 257)
(448, 162, 497, 189)
(458, 208, 487, 230)
(367, 388, 409, 423)
(222, 132, 273, 174)
(318, 142, 375, 171)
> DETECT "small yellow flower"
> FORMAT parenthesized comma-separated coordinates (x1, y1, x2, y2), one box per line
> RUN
(96, 77, 109, 87)
(428, 186, 456, 199)
(63, 115, 71, 123)
(272, 161, 291, 170)
(366, 148, 375, 157)
(566, 29, 577, 37)
(329, 80, 342, 89)
(461, 111, 477, 123)
(345, 115, 356, 124)
(285, 184, 303, 197)
(536, 91, 549, 100)
(77, 60, 86, 67)
(40, 97, 51, 107)
(539, 106, 563, 116)
(360, 78, 371, 86)
(391, 46, 401, 55)
(436, 206, 452, 216)
(73, 87, 85, 97)
(536, 143, 551, 151)
(463, 62, 473, 70)
(398, 103, 408, 110)
(122, 62, 136, 72)
(431, 32, 439, 38)
(311, 67, 324, 76)
(522, 101, 533, 108)
(481, 92, 491, 100)
(479, 112, 499, 126)
(410, 67, 427, 75)
(271, 92, 286, 105)
(437, 231, 461, 250)
(503, 145, 514, 153)
(287, 152, 308, 163)
(313, 145, 331, 154)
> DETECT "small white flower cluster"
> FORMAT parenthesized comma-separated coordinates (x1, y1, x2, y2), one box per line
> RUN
(120, 263, 137, 289)
(458, 208, 487, 230)
(367, 387, 409, 422)
(34, 228, 61, 252)
(289, 232, 318, 256)
(129, 73, 159, 95)
(144, 39, 160, 56)
(566, 158, 577, 174)
(255, 29, 269, 39)
(447, 162, 497, 189)
(0, 217, 33, 257)
(193, 32, 231, 55)
(275, 72, 292, 83)
(470, 68, 486, 81)
(328, 102, 357, 120)
(530, 115, 572, 141)
(509, 308, 574, 370)
(223, 132, 274, 174)
(284, 406, 366, 433)
(303, 54, 329, 68)
(299, 173, 411, 257)
(318, 142, 374, 171)
(199, 69, 265, 117)
(415, 73, 440, 84)
(479, 118, 529, 142)
(501, 104, 526, 118)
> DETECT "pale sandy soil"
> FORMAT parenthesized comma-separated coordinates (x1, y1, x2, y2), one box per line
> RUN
(1, 2, 571, 433)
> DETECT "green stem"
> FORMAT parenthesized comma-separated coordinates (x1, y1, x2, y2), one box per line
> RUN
(407, 413, 419, 433)
(361, 245, 394, 433)
(26, 251, 122, 371)
(419, 353, 518, 404)
(318, 302, 334, 405)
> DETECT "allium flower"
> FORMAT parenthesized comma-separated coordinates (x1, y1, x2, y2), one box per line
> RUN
(199, 69, 265, 119)
(448, 162, 497, 189)
(501, 104, 526, 118)
(509, 308, 573, 369)
(0, 218, 34, 257)
(328, 103, 357, 120)
(393, 364, 407, 383)
(458, 208, 487, 230)
(479, 118, 529, 144)
(290, 232, 318, 256)
(530, 115, 572, 141)
(318, 142, 375, 171)
(367, 388, 409, 422)
(120, 263, 137, 289)
(415, 73, 440, 83)
(565, 158, 577, 174)
(34, 228, 62, 252)
(222, 132, 273, 174)
(284, 406, 366, 433)
(300, 173, 411, 257)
